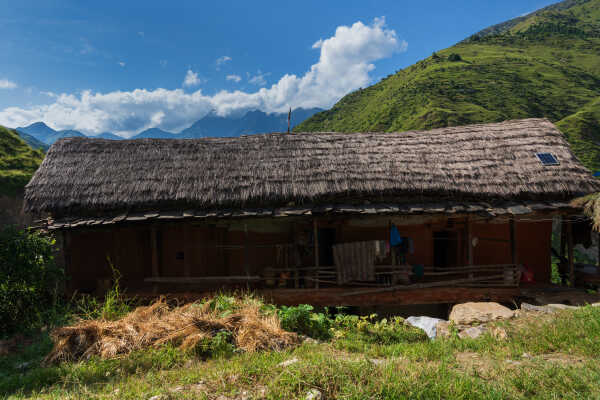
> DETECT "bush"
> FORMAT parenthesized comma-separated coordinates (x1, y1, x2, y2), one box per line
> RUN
(278, 304, 332, 340)
(448, 53, 462, 62)
(0, 226, 64, 335)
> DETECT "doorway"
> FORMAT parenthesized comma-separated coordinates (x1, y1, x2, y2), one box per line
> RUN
(433, 230, 459, 268)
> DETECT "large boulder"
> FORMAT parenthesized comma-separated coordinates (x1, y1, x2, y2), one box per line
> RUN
(449, 302, 514, 325)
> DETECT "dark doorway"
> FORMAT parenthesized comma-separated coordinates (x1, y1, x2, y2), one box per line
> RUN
(318, 228, 336, 266)
(433, 231, 459, 268)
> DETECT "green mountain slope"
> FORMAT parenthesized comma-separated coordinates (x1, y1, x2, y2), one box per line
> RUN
(295, 0, 600, 171)
(0, 125, 44, 196)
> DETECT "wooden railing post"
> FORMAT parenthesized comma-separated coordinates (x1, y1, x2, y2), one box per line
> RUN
(567, 220, 574, 287)
(313, 219, 319, 289)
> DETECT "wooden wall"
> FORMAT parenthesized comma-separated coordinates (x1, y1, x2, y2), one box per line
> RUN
(64, 215, 555, 294)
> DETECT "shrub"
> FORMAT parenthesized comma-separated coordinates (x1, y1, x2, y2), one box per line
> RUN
(448, 53, 462, 62)
(278, 304, 332, 340)
(0, 226, 64, 335)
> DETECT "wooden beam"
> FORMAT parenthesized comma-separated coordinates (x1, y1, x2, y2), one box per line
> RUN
(567, 220, 574, 287)
(509, 217, 517, 265)
(560, 217, 567, 284)
(145, 276, 261, 283)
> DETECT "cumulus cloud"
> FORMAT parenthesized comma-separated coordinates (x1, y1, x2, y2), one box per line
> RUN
(118, 61, 126, 67)
(0, 18, 404, 136)
(0, 79, 17, 89)
(226, 74, 242, 83)
(183, 69, 202, 87)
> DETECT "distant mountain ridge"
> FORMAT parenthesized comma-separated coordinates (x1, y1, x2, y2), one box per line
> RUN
(295, 0, 600, 171)
(16, 108, 322, 145)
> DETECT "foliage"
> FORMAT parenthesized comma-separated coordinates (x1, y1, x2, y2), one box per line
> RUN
(2, 304, 600, 399)
(194, 330, 237, 358)
(295, 0, 600, 171)
(73, 258, 133, 321)
(447, 53, 462, 62)
(277, 304, 332, 340)
(0, 226, 64, 336)
(0, 125, 44, 196)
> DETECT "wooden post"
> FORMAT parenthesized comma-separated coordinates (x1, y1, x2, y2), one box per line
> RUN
(150, 227, 159, 294)
(509, 217, 517, 265)
(313, 219, 319, 289)
(567, 220, 574, 287)
(151, 227, 159, 277)
(183, 225, 191, 277)
(62, 231, 72, 294)
(243, 223, 250, 277)
(560, 217, 567, 284)
(466, 218, 473, 266)
(597, 232, 600, 269)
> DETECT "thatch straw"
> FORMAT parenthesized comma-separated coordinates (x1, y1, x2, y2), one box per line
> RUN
(44, 298, 298, 364)
(25, 118, 600, 217)
(572, 193, 600, 231)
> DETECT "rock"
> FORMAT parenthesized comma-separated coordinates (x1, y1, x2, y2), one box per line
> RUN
(435, 321, 452, 338)
(592, 303, 600, 307)
(458, 326, 487, 339)
(405, 316, 446, 339)
(305, 388, 322, 400)
(148, 395, 165, 400)
(546, 304, 579, 311)
(449, 302, 514, 325)
(302, 336, 319, 345)
(15, 361, 31, 371)
(278, 358, 299, 367)
(520, 302, 555, 313)
(369, 358, 387, 366)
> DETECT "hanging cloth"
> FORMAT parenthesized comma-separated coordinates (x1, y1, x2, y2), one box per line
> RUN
(390, 224, 403, 247)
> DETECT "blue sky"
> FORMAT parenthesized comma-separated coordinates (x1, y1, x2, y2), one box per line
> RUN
(0, 0, 556, 136)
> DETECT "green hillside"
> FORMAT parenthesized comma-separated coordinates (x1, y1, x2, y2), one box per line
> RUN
(295, 0, 600, 171)
(0, 125, 44, 196)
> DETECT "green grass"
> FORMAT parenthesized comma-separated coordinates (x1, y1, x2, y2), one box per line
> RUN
(2, 303, 600, 399)
(295, 0, 600, 171)
(0, 125, 44, 197)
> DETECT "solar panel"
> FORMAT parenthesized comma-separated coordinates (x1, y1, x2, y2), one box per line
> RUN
(536, 152, 559, 166)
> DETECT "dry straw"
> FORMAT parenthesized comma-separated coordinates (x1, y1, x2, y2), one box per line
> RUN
(25, 118, 600, 218)
(44, 297, 298, 364)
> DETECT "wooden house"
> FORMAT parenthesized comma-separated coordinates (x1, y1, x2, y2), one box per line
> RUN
(25, 119, 600, 306)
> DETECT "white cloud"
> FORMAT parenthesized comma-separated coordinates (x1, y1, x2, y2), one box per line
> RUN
(248, 71, 269, 86)
(159, 59, 168, 68)
(216, 56, 232, 66)
(183, 69, 202, 87)
(118, 61, 126, 67)
(226, 74, 242, 83)
(0, 79, 17, 89)
(0, 18, 404, 137)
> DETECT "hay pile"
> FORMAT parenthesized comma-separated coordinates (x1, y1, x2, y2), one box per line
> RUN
(45, 297, 299, 364)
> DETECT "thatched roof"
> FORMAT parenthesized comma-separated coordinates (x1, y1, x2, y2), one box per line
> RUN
(25, 118, 600, 218)
(572, 193, 600, 231)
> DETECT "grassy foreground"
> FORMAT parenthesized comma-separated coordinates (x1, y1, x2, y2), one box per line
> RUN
(1, 298, 600, 400)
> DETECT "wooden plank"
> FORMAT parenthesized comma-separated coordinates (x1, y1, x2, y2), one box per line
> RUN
(259, 287, 521, 307)
(567, 220, 574, 287)
(314, 219, 319, 289)
(183, 225, 191, 277)
(509, 217, 517, 265)
(145, 276, 261, 283)
(150, 227, 159, 277)
(341, 274, 506, 297)
(466, 217, 473, 266)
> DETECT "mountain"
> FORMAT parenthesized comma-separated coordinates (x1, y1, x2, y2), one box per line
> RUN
(15, 130, 49, 151)
(16, 122, 56, 144)
(91, 132, 124, 140)
(130, 127, 176, 139)
(0, 125, 44, 196)
(180, 108, 322, 138)
(295, 0, 600, 171)
(17, 122, 87, 145)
